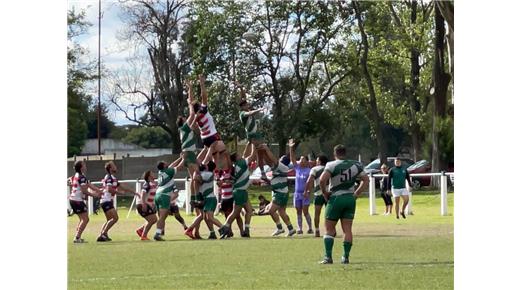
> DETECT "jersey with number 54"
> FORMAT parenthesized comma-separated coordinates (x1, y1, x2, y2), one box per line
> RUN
(324, 159, 366, 195)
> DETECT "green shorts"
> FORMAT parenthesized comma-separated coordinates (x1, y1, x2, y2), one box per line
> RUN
(247, 132, 263, 143)
(154, 194, 171, 210)
(325, 194, 356, 221)
(203, 196, 217, 212)
(183, 151, 197, 167)
(314, 194, 327, 206)
(272, 191, 288, 207)
(233, 190, 248, 206)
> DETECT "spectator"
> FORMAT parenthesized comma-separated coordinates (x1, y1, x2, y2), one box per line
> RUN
(379, 164, 393, 216)
(257, 195, 270, 216)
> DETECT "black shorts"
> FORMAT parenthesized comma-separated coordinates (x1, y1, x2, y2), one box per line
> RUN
(101, 201, 115, 213)
(221, 198, 234, 214)
(202, 133, 221, 147)
(169, 204, 180, 215)
(137, 204, 157, 218)
(69, 200, 87, 215)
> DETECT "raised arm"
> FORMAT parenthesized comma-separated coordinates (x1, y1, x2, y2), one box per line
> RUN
(117, 183, 137, 196)
(199, 74, 208, 106)
(288, 138, 297, 167)
(185, 79, 196, 125)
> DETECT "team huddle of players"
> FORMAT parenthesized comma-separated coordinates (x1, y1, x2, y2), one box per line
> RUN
(69, 75, 372, 264)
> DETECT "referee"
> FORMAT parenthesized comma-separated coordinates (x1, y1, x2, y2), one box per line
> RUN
(386, 157, 413, 219)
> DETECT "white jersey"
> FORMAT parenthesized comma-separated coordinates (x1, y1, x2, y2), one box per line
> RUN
(69, 173, 87, 201)
(101, 174, 119, 203)
(309, 165, 325, 196)
(196, 105, 218, 139)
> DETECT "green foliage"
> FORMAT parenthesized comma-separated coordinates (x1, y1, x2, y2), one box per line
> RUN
(123, 126, 172, 149)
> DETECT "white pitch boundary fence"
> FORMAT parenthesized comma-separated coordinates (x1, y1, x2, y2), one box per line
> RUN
(67, 173, 453, 217)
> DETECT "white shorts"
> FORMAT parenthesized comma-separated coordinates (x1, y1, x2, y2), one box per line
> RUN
(391, 188, 409, 197)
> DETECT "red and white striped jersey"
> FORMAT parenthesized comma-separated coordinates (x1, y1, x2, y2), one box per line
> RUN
(217, 169, 233, 200)
(70, 173, 87, 201)
(137, 181, 157, 205)
(196, 105, 218, 139)
(101, 174, 119, 203)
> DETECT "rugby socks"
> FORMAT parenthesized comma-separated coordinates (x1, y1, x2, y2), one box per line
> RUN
(287, 224, 294, 231)
(156, 229, 162, 236)
(276, 223, 283, 230)
(343, 241, 352, 259)
(304, 214, 312, 230)
(245, 224, 250, 228)
(297, 214, 303, 231)
(324, 235, 334, 258)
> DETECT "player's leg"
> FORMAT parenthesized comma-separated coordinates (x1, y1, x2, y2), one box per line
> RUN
(394, 195, 401, 219)
(197, 147, 208, 164)
(154, 208, 169, 241)
(185, 209, 203, 239)
(142, 213, 157, 240)
(268, 201, 285, 235)
(194, 208, 202, 239)
(278, 206, 296, 236)
(303, 200, 313, 233)
(401, 194, 409, 219)
(320, 195, 341, 264)
(314, 204, 322, 237)
(243, 199, 253, 237)
(295, 198, 303, 233)
(75, 212, 89, 242)
(242, 141, 253, 161)
(340, 218, 354, 264)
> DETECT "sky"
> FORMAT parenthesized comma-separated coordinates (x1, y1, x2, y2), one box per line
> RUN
(69, 0, 137, 125)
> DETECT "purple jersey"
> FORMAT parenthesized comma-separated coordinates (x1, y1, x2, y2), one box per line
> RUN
(294, 164, 311, 198)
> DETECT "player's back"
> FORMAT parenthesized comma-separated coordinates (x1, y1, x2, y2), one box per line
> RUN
(325, 159, 365, 195)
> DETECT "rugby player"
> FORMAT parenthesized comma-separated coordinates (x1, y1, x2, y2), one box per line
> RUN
(192, 74, 231, 171)
(69, 161, 103, 243)
(386, 157, 413, 219)
(236, 81, 269, 183)
(256, 144, 296, 237)
(97, 161, 137, 242)
(135, 170, 158, 240)
(153, 157, 184, 241)
(288, 139, 313, 234)
(177, 79, 201, 198)
(218, 148, 256, 239)
(304, 154, 329, 237)
(318, 145, 368, 264)
(216, 168, 244, 238)
(194, 161, 224, 239)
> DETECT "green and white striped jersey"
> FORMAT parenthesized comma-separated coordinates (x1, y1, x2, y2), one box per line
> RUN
(179, 123, 196, 152)
(157, 168, 176, 196)
(324, 159, 365, 196)
(271, 161, 289, 195)
(239, 110, 258, 135)
(199, 171, 215, 198)
(310, 165, 325, 196)
(233, 159, 250, 191)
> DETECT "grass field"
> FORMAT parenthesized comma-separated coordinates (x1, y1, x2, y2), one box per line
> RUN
(68, 187, 454, 290)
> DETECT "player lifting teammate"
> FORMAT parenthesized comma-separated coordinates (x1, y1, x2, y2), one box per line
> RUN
(256, 144, 296, 237)
(318, 145, 368, 264)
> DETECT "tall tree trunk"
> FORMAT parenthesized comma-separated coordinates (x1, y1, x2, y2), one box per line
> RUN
(431, 4, 451, 186)
(353, 1, 387, 165)
(408, 0, 422, 162)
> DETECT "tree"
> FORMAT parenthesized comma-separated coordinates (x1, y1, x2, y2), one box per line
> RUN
(67, 8, 95, 157)
(111, 0, 191, 153)
(430, 3, 452, 178)
(351, 0, 388, 165)
(86, 104, 116, 139)
(123, 126, 173, 148)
